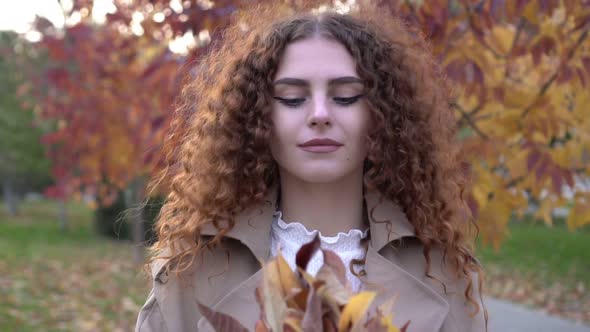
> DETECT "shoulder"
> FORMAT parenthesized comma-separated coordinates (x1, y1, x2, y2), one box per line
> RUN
(151, 236, 258, 284)
(136, 236, 260, 332)
(380, 237, 488, 332)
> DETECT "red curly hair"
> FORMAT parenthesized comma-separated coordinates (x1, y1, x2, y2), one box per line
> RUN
(146, 0, 486, 324)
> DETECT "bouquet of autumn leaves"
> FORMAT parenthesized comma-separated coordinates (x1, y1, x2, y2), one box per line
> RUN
(197, 234, 410, 332)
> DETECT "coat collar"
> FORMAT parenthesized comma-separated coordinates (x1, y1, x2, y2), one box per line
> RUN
(152, 183, 416, 280)
(152, 185, 450, 332)
(199, 183, 415, 261)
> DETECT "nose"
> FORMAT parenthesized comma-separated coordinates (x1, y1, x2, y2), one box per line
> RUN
(307, 97, 332, 128)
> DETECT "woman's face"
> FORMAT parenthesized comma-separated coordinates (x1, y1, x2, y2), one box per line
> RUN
(269, 36, 373, 184)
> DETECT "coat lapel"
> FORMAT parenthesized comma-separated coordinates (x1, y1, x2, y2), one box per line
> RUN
(197, 269, 265, 331)
(361, 189, 449, 332)
(198, 183, 279, 262)
(362, 246, 449, 331)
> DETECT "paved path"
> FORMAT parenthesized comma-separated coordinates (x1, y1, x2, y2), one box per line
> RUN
(486, 297, 590, 332)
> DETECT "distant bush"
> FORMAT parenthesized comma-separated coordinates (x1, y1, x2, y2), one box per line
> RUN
(93, 191, 163, 244)
(142, 195, 164, 245)
(93, 191, 129, 240)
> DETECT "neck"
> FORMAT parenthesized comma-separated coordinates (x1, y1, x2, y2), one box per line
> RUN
(277, 168, 367, 237)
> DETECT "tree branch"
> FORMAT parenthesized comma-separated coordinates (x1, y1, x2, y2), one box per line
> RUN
(521, 25, 590, 119)
(452, 102, 489, 139)
(504, 18, 525, 79)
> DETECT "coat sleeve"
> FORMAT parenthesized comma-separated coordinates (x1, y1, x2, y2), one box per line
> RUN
(385, 238, 489, 332)
(135, 288, 168, 332)
(439, 269, 488, 332)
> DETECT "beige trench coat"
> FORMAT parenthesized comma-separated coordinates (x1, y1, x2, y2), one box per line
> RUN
(135, 185, 487, 331)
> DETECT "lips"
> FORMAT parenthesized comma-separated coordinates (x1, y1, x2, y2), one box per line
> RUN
(298, 138, 343, 147)
(298, 138, 343, 153)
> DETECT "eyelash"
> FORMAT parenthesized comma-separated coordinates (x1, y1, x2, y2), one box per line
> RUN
(273, 94, 364, 108)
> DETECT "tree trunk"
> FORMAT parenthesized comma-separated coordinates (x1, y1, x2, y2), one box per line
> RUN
(2, 177, 18, 216)
(128, 177, 146, 264)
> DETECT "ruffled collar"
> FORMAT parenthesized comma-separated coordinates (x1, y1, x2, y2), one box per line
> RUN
(272, 210, 369, 247)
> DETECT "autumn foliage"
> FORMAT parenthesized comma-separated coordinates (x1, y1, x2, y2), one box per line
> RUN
(23, 0, 590, 247)
(197, 235, 411, 332)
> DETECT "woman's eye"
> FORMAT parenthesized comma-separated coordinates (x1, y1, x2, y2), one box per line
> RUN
(273, 94, 364, 108)
(334, 94, 364, 105)
(273, 97, 305, 107)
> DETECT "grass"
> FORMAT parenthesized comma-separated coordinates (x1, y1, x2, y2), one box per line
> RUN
(477, 216, 590, 288)
(0, 199, 151, 332)
(477, 216, 590, 323)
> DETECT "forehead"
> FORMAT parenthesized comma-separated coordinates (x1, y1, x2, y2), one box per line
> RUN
(274, 36, 358, 81)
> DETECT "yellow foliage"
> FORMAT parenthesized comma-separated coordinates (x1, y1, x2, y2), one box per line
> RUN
(522, 1, 540, 25)
(379, 315, 401, 332)
(244, 248, 407, 332)
(477, 187, 527, 250)
(504, 149, 529, 180)
(567, 194, 590, 230)
(338, 292, 376, 331)
(535, 197, 556, 226)
(485, 25, 515, 56)
(448, 0, 590, 246)
(33, 0, 590, 250)
(276, 252, 301, 296)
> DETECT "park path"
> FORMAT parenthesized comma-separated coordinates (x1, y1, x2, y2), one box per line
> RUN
(486, 297, 590, 332)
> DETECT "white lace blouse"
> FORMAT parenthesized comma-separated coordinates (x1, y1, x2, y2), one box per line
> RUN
(270, 210, 369, 292)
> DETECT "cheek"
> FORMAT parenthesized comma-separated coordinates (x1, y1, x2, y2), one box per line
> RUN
(271, 108, 301, 140)
(348, 109, 373, 145)
(269, 109, 296, 158)
(270, 112, 287, 143)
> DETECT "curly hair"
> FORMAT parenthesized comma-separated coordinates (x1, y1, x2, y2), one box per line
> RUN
(145, 0, 486, 323)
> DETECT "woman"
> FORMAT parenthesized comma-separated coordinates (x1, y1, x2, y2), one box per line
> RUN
(135, 2, 488, 331)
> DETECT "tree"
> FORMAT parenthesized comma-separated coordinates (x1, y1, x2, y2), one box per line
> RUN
(390, 0, 590, 248)
(22, 0, 198, 261)
(0, 31, 50, 216)
(24, 0, 590, 251)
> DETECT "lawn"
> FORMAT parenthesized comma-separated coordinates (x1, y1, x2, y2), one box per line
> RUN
(478, 217, 590, 286)
(1, 199, 588, 330)
(0, 199, 151, 332)
(477, 217, 590, 322)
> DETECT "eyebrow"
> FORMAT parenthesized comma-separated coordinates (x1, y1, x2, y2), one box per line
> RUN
(273, 76, 365, 87)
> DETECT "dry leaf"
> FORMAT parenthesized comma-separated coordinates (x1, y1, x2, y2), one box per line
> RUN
(196, 301, 248, 332)
(316, 265, 352, 305)
(295, 234, 321, 271)
(321, 249, 347, 286)
(277, 252, 302, 297)
(338, 292, 377, 331)
(301, 286, 322, 332)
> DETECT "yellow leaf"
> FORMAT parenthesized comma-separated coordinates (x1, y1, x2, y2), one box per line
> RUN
(477, 194, 514, 250)
(535, 198, 555, 226)
(277, 252, 302, 296)
(262, 261, 287, 332)
(297, 267, 316, 287)
(377, 294, 397, 317)
(485, 25, 514, 56)
(523, 1, 540, 25)
(380, 314, 401, 332)
(338, 291, 376, 332)
(566, 195, 590, 230)
(283, 309, 304, 332)
(502, 84, 538, 109)
(505, 149, 529, 180)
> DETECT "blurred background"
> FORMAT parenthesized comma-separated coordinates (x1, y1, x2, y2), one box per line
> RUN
(0, 0, 588, 331)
